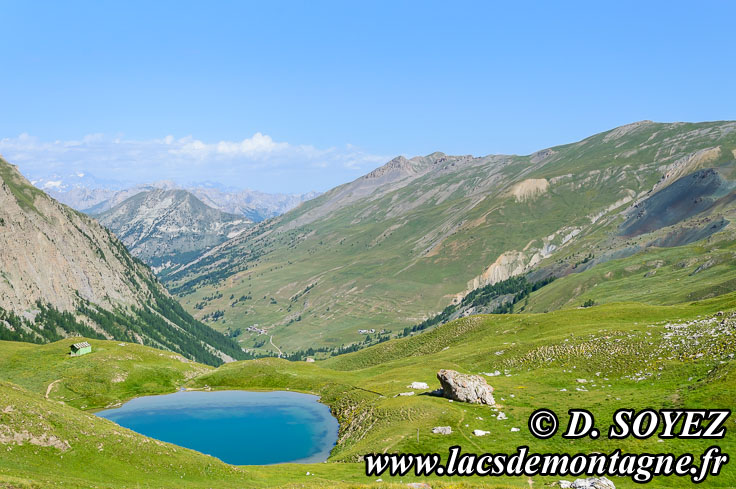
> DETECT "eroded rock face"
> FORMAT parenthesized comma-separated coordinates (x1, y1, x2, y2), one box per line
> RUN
(436, 369, 495, 405)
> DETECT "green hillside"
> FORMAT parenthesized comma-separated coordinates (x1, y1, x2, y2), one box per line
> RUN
(1, 293, 733, 488)
(525, 230, 736, 313)
(0, 338, 212, 410)
(164, 121, 736, 355)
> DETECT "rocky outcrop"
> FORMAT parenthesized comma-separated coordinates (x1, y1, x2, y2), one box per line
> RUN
(510, 178, 549, 202)
(0, 425, 71, 452)
(436, 369, 495, 405)
(466, 250, 527, 291)
(556, 477, 615, 489)
(431, 426, 452, 435)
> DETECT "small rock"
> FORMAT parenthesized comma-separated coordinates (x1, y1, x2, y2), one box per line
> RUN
(511, 427, 520, 432)
(397, 392, 415, 396)
(497, 412, 507, 420)
(408, 382, 429, 389)
(432, 426, 452, 435)
(406, 483, 431, 489)
(473, 429, 490, 436)
(483, 370, 502, 377)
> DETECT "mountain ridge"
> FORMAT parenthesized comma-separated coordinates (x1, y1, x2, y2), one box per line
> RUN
(31, 174, 320, 222)
(164, 120, 736, 355)
(95, 188, 252, 275)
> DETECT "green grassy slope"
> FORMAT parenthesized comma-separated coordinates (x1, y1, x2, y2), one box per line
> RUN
(177, 296, 736, 488)
(0, 338, 212, 410)
(2, 295, 733, 488)
(525, 230, 736, 313)
(165, 121, 736, 355)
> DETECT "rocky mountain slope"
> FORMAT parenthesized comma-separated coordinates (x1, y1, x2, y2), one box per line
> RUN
(165, 121, 736, 355)
(0, 157, 245, 365)
(95, 189, 252, 275)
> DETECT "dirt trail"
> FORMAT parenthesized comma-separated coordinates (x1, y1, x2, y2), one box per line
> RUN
(45, 379, 61, 399)
(269, 335, 283, 357)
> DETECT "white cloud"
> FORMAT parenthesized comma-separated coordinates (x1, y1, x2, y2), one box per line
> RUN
(0, 132, 389, 193)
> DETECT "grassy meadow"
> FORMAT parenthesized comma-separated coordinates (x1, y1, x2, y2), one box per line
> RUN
(1, 291, 734, 488)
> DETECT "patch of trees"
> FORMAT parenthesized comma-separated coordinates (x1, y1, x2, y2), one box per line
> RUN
(283, 332, 391, 361)
(0, 307, 43, 343)
(573, 253, 595, 269)
(230, 294, 252, 307)
(399, 275, 556, 338)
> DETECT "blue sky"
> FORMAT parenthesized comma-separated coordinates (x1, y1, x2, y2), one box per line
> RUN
(1, 1, 735, 193)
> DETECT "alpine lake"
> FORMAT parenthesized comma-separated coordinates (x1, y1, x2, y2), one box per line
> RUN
(96, 390, 339, 465)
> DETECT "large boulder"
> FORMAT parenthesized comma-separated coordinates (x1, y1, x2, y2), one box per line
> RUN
(557, 477, 616, 489)
(436, 369, 495, 405)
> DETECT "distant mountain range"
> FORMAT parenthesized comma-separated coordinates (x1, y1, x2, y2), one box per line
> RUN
(30, 173, 319, 222)
(8, 121, 736, 361)
(163, 121, 736, 355)
(94, 188, 252, 275)
(2, 124, 735, 489)
(0, 157, 246, 365)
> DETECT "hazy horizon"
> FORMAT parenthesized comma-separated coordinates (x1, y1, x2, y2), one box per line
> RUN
(3, 1, 735, 193)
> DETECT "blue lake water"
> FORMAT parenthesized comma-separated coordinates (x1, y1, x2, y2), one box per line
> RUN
(95, 390, 339, 465)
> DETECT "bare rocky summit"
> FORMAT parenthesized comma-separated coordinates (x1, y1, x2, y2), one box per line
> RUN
(95, 189, 252, 274)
